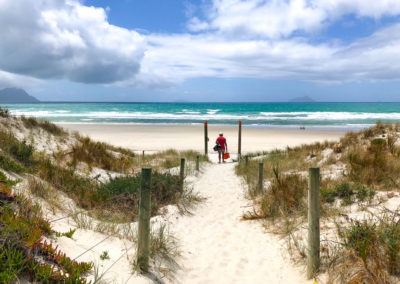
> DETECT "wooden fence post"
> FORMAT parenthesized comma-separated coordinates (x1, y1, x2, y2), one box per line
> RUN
(196, 155, 200, 171)
(204, 121, 208, 155)
(245, 155, 249, 166)
(238, 120, 242, 160)
(137, 168, 152, 272)
(258, 162, 264, 192)
(307, 167, 320, 279)
(180, 158, 185, 190)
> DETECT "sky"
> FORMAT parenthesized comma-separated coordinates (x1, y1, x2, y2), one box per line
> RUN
(1, 0, 400, 102)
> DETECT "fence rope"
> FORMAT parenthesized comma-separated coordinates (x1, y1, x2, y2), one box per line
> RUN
(100, 244, 135, 280)
(73, 235, 112, 261)
(48, 210, 86, 223)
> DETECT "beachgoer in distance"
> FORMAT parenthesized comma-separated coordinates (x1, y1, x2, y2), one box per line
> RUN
(216, 132, 228, 163)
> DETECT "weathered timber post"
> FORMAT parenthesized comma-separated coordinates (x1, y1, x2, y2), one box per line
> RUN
(180, 158, 185, 190)
(204, 121, 208, 155)
(307, 167, 320, 279)
(238, 120, 242, 160)
(137, 168, 152, 272)
(196, 155, 200, 171)
(258, 162, 264, 192)
(245, 155, 249, 166)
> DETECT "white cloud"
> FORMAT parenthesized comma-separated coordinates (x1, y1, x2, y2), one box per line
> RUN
(1, 0, 400, 92)
(0, 0, 145, 85)
(188, 0, 400, 39)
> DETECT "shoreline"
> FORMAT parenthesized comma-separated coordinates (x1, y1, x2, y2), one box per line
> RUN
(60, 123, 348, 154)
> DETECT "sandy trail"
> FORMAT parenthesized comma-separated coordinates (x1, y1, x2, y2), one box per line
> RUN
(169, 155, 311, 283)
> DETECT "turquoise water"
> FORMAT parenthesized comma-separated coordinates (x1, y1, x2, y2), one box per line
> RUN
(3, 102, 400, 129)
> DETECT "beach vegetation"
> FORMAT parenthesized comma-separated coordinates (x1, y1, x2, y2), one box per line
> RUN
(243, 166, 307, 220)
(148, 223, 181, 280)
(0, 107, 10, 118)
(0, 129, 35, 167)
(20, 115, 67, 136)
(237, 122, 400, 283)
(94, 172, 184, 222)
(327, 209, 400, 283)
(68, 136, 135, 172)
(0, 180, 92, 283)
(0, 114, 204, 280)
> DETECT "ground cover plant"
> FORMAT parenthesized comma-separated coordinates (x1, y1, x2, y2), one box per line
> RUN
(236, 122, 400, 283)
(0, 176, 92, 283)
(0, 111, 206, 281)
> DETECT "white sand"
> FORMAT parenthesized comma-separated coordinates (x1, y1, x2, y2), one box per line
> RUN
(60, 123, 346, 154)
(44, 124, 345, 283)
(170, 154, 311, 283)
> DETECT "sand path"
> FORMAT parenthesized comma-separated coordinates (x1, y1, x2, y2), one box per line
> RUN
(170, 156, 311, 283)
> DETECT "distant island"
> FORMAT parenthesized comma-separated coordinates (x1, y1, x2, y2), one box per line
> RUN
(289, 96, 316, 102)
(0, 88, 40, 103)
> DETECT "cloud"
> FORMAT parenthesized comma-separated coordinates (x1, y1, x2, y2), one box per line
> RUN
(1, 0, 400, 92)
(134, 0, 400, 86)
(0, 0, 145, 84)
(188, 0, 400, 39)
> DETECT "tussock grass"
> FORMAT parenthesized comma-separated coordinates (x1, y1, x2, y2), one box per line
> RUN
(0, 129, 35, 167)
(0, 107, 10, 118)
(20, 115, 67, 136)
(94, 172, 184, 222)
(0, 112, 205, 280)
(243, 167, 307, 220)
(237, 122, 400, 282)
(68, 136, 135, 172)
(327, 209, 400, 283)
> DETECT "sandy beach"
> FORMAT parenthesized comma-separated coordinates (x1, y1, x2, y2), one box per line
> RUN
(60, 123, 347, 154)
(34, 123, 349, 283)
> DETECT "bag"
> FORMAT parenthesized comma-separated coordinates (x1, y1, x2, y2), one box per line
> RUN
(223, 152, 230, 159)
(213, 143, 221, 151)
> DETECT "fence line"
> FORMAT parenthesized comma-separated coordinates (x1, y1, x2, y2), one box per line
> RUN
(48, 210, 86, 223)
(72, 235, 112, 261)
(98, 244, 135, 281)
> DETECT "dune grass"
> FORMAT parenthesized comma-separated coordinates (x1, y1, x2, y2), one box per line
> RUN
(236, 122, 400, 282)
(0, 112, 207, 281)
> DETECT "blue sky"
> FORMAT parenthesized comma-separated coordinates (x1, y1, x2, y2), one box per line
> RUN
(1, 0, 400, 102)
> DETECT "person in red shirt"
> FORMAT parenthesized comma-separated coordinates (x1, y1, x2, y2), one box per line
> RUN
(216, 132, 228, 163)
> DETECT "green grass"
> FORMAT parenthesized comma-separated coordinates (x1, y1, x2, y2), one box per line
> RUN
(94, 172, 183, 222)
(21, 115, 67, 136)
(333, 210, 400, 282)
(236, 122, 400, 282)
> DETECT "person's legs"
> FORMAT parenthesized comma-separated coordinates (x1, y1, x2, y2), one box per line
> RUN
(221, 149, 225, 162)
(218, 150, 222, 163)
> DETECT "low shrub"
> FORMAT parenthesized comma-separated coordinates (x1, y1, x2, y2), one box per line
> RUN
(0, 183, 92, 283)
(21, 116, 66, 136)
(335, 212, 400, 282)
(95, 172, 182, 221)
(244, 167, 307, 220)
(0, 107, 10, 118)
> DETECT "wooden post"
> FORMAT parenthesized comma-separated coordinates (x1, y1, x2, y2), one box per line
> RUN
(180, 158, 185, 190)
(204, 121, 208, 155)
(196, 155, 200, 171)
(245, 155, 249, 166)
(307, 167, 320, 279)
(137, 168, 152, 272)
(238, 120, 242, 159)
(258, 162, 264, 192)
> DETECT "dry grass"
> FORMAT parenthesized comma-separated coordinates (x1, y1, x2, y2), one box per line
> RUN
(237, 122, 400, 283)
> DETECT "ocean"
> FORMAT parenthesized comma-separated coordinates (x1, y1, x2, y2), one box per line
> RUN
(2, 102, 400, 130)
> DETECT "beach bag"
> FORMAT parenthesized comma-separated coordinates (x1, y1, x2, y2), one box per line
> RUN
(223, 152, 230, 159)
(213, 143, 221, 151)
